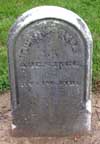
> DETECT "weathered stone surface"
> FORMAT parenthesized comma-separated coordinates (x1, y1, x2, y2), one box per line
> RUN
(8, 6, 93, 136)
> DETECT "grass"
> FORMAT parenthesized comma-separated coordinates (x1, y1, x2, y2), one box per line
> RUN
(0, 47, 9, 92)
(0, 0, 100, 92)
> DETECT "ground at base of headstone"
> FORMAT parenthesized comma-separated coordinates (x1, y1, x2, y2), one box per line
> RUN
(0, 92, 100, 144)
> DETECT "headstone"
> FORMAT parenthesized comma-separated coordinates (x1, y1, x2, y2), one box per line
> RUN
(8, 6, 93, 136)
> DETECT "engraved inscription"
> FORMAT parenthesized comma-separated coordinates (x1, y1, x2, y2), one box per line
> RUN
(20, 61, 83, 67)
(15, 19, 85, 112)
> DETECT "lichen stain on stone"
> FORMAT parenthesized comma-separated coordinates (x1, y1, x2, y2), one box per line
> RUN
(77, 18, 86, 31)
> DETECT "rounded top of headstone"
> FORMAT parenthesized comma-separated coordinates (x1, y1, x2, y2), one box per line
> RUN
(8, 6, 92, 46)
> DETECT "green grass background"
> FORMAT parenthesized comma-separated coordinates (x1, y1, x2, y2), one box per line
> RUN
(0, 0, 100, 92)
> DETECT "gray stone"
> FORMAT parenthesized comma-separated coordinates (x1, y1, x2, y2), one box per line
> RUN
(8, 6, 93, 136)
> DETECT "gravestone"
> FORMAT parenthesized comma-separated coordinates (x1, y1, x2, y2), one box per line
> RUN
(8, 6, 93, 136)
